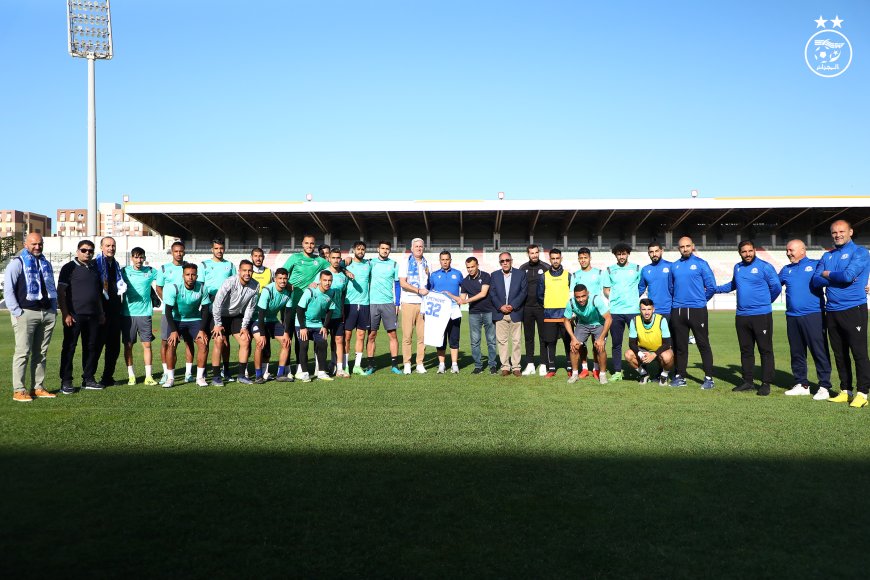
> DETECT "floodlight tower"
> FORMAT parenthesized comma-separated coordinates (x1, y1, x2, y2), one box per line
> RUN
(67, 0, 113, 237)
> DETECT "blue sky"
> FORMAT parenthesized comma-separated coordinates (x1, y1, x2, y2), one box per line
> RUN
(1, 1, 867, 219)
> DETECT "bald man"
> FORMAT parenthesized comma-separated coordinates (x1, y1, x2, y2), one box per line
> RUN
(812, 220, 870, 408)
(779, 240, 832, 398)
(5, 233, 58, 401)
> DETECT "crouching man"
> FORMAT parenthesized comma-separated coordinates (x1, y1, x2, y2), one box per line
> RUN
(624, 298, 674, 385)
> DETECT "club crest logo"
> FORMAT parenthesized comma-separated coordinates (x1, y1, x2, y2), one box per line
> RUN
(842, 254, 849, 259)
(690, 264, 697, 270)
(751, 267, 759, 274)
(663, 268, 669, 273)
(805, 15, 852, 78)
(804, 266, 813, 272)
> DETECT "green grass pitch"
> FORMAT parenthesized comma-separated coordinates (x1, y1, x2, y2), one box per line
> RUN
(1, 310, 868, 578)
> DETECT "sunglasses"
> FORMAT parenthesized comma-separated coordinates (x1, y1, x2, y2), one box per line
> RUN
(79, 248, 95, 254)
(499, 259, 512, 263)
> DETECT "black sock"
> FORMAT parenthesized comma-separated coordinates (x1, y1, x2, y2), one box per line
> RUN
(238, 363, 246, 377)
(367, 357, 375, 367)
(390, 356, 397, 367)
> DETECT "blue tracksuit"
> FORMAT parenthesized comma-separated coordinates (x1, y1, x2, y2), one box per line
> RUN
(639, 259, 673, 313)
(715, 257, 781, 316)
(812, 240, 870, 311)
(779, 257, 824, 317)
(668, 255, 716, 309)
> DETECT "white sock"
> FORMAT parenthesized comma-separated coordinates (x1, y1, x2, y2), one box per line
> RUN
(572, 370, 578, 376)
(344, 353, 349, 367)
(452, 364, 459, 370)
(337, 362, 344, 372)
(355, 352, 363, 366)
(661, 371, 669, 377)
(197, 367, 205, 379)
(127, 365, 135, 377)
(297, 364, 303, 375)
(185, 362, 193, 375)
(145, 364, 152, 377)
(593, 363, 600, 371)
(705, 375, 713, 381)
(581, 362, 588, 370)
(162, 363, 168, 374)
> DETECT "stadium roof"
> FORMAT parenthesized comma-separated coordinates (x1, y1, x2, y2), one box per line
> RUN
(125, 196, 870, 246)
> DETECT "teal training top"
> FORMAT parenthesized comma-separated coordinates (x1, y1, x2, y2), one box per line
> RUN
(297, 288, 334, 329)
(164, 281, 211, 322)
(369, 258, 398, 305)
(344, 259, 372, 305)
(122, 265, 159, 317)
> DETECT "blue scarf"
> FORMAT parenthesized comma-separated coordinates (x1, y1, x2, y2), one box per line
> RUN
(406, 254, 429, 289)
(19, 250, 57, 302)
(96, 253, 127, 299)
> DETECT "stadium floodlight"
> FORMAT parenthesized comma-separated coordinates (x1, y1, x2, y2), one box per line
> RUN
(498, 191, 505, 200)
(691, 189, 699, 198)
(67, 0, 113, 237)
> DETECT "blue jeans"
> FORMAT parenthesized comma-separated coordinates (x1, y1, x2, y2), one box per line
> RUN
(469, 312, 497, 369)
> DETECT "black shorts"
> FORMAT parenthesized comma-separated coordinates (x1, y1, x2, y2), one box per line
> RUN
(344, 304, 371, 331)
(177, 320, 203, 345)
(216, 315, 245, 335)
(328, 317, 346, 336)
(251, 320, 285, 338)
(442, 317, 462, 349)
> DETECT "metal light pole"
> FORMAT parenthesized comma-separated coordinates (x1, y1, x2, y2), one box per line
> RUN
(67, 0, 113, 237)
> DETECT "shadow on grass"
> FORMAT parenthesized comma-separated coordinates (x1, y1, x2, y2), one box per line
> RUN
(2, 451, 867, 578)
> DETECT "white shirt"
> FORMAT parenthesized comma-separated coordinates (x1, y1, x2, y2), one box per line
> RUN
(398, 255, 430, 305)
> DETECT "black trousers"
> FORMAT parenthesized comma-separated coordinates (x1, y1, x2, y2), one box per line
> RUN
(786, 312, 832, 390)
(609, 313, 635, 372)
(60, 314, 101, 384)
(99, 311, 122, 384)
(523, 305, 545, 366)
(541, 321, 571, 371)
(669, 307, 714, 377)
(298, 331, 327, 374)
(825, 304, 870, 394)
(735, 313, 775, 384)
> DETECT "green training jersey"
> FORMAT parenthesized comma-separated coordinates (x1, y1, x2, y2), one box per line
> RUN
(344, 259, 372, 305)
(571, 267, 608, 298)
(157, 262, 185, 288)
(606, 263, 641, 315)
(164, 281, 211, 322)
(122, 265, 159, 317)
(328, 270, 348, 317)
(369, 257, 398, 305)
(283, 252, 329, 290)
(564, 295, 608, 327)
(201, 259, 236, 299)
(297, 288, 334, 329)
(257, 282, 292, 323)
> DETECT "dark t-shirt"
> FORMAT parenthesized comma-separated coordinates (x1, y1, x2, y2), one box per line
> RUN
(58, 260, 103, 316)
(460, 271, 494, 314)
(518, 260, 550, 307)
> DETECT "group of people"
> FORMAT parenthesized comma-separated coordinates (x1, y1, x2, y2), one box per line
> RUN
(6, 219, 870, 408)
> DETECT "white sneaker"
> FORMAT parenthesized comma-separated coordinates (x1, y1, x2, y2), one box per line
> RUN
(403, 364, 412, 375)
(196, 377, 209, 387)
(812, 387, 830, 401)
(295, 368, 305, 380)
(567, 373, 579, 384)
(784, 384, 811, 396)
(437, 365, 445, 374)
(599, 371, 608, 384)
(316, 371, 333, 382)
(538, 364, 547, 377)
(416, 364, 427, 374)
(522, 363, 536, 376)
(451, 366, 459, 374)
(299, 372, 311, 383)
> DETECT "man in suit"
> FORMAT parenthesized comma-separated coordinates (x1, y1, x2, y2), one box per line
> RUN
(489, 252, 528, 376)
